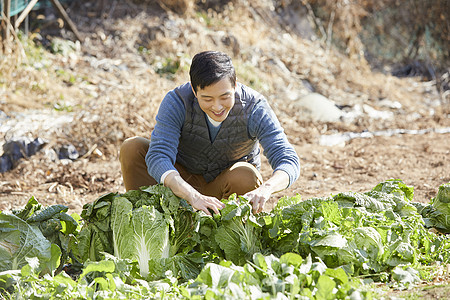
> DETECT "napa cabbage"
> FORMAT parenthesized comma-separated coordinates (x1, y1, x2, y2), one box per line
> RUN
(214, 195, 262, 265)
(430, 183, 450, 233)
(0, 198, 76, 274)
(77, 185, 202, 280)
(111, 196, 170, 278)
(0, 214, 54, 272)
(414, 183, 450, 233)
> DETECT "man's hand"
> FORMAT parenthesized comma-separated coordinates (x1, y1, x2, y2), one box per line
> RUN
(164, 171, 225, 216)
(189, 194, 225, 216)
(244, 185, 272, 214)
(244, 170, 290, 214)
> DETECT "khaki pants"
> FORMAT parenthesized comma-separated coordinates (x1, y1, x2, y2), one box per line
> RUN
(119, 136, 263, 200)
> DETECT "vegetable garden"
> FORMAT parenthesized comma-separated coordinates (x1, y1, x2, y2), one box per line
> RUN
(1, 179, 449, 299)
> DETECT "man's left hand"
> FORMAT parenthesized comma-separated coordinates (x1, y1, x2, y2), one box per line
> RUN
(243, 186, 272, 214)
(243, 170, 290, 214)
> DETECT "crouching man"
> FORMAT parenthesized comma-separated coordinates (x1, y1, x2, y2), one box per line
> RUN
(120, 51, 300, 215)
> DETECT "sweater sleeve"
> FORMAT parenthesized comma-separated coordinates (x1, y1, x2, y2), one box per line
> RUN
(248, 99, 300, 187)
(145, 90, 185, 183)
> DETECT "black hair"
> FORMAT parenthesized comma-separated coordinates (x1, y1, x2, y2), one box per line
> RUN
(189, 51, 236, 93)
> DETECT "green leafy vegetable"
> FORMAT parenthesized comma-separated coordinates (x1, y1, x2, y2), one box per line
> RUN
(77, 185, 201, 280)
(430, 183, 450, 233)
(76, 192, 117, 262)
(2, 180, 449, 299)
(26, 204, 69, 223)
(214, 196, 262, 265)
(0, 214, 54, 273)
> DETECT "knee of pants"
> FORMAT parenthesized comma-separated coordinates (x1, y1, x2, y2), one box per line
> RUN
(119, 136, 149, 163)
(226, 162, 263, 193)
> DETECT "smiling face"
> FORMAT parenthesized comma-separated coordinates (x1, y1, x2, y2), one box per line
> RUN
(193, 78, 236, 123)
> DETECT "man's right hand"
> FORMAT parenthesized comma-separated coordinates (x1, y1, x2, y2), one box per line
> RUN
(188, 193, 225, 216)
(164, 171, 225, 216)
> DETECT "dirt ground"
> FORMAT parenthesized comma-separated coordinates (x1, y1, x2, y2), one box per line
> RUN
(1, 124, 448, 214)
(1, 0, 449, 216)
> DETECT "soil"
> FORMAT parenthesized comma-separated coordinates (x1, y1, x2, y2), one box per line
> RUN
(1, 0, 449, 214)
(1, 127, 448, 214)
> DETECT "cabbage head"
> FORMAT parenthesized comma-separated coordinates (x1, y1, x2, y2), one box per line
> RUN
(111, 196, 170, 278)
(430, 183, 450, 233)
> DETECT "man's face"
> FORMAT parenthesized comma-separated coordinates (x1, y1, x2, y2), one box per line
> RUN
(193, 78, 235, 122)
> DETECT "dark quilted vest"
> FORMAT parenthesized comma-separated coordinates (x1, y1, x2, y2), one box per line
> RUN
(174, 82, 261, 182)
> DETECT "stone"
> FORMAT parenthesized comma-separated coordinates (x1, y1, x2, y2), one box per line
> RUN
(293, 93, 343, 122)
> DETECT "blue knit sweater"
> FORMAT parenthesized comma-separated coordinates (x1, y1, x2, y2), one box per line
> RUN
(145, 82, 300, 187)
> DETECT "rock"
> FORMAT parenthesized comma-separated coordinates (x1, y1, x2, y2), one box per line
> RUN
(45, 148, 59, 162)
(363, 104, 394, 120)
(0, 110, 8, 121)
(293, 93, 343, 122)
(378, 99, 402, 109)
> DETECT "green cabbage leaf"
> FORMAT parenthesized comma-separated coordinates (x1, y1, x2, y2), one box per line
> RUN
(214, 195, 262, 265)
(0, 214, 53, 272)
(430, 183, 450, 233)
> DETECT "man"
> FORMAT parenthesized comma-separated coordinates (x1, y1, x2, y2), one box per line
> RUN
(120, 51, 300, 215)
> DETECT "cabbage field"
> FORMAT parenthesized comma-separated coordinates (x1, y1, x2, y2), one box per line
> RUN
(0, 179, 449, 299)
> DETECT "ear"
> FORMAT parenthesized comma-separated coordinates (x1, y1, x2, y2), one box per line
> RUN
(190, 82, 197, 97)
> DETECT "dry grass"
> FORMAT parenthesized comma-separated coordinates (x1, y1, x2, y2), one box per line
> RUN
(132, 0, 194, 14)
(1, 25, 26, 106)
(0, 0, 449, 195)
(0, 0, 448, 213)
(2, 0, 446, 142)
